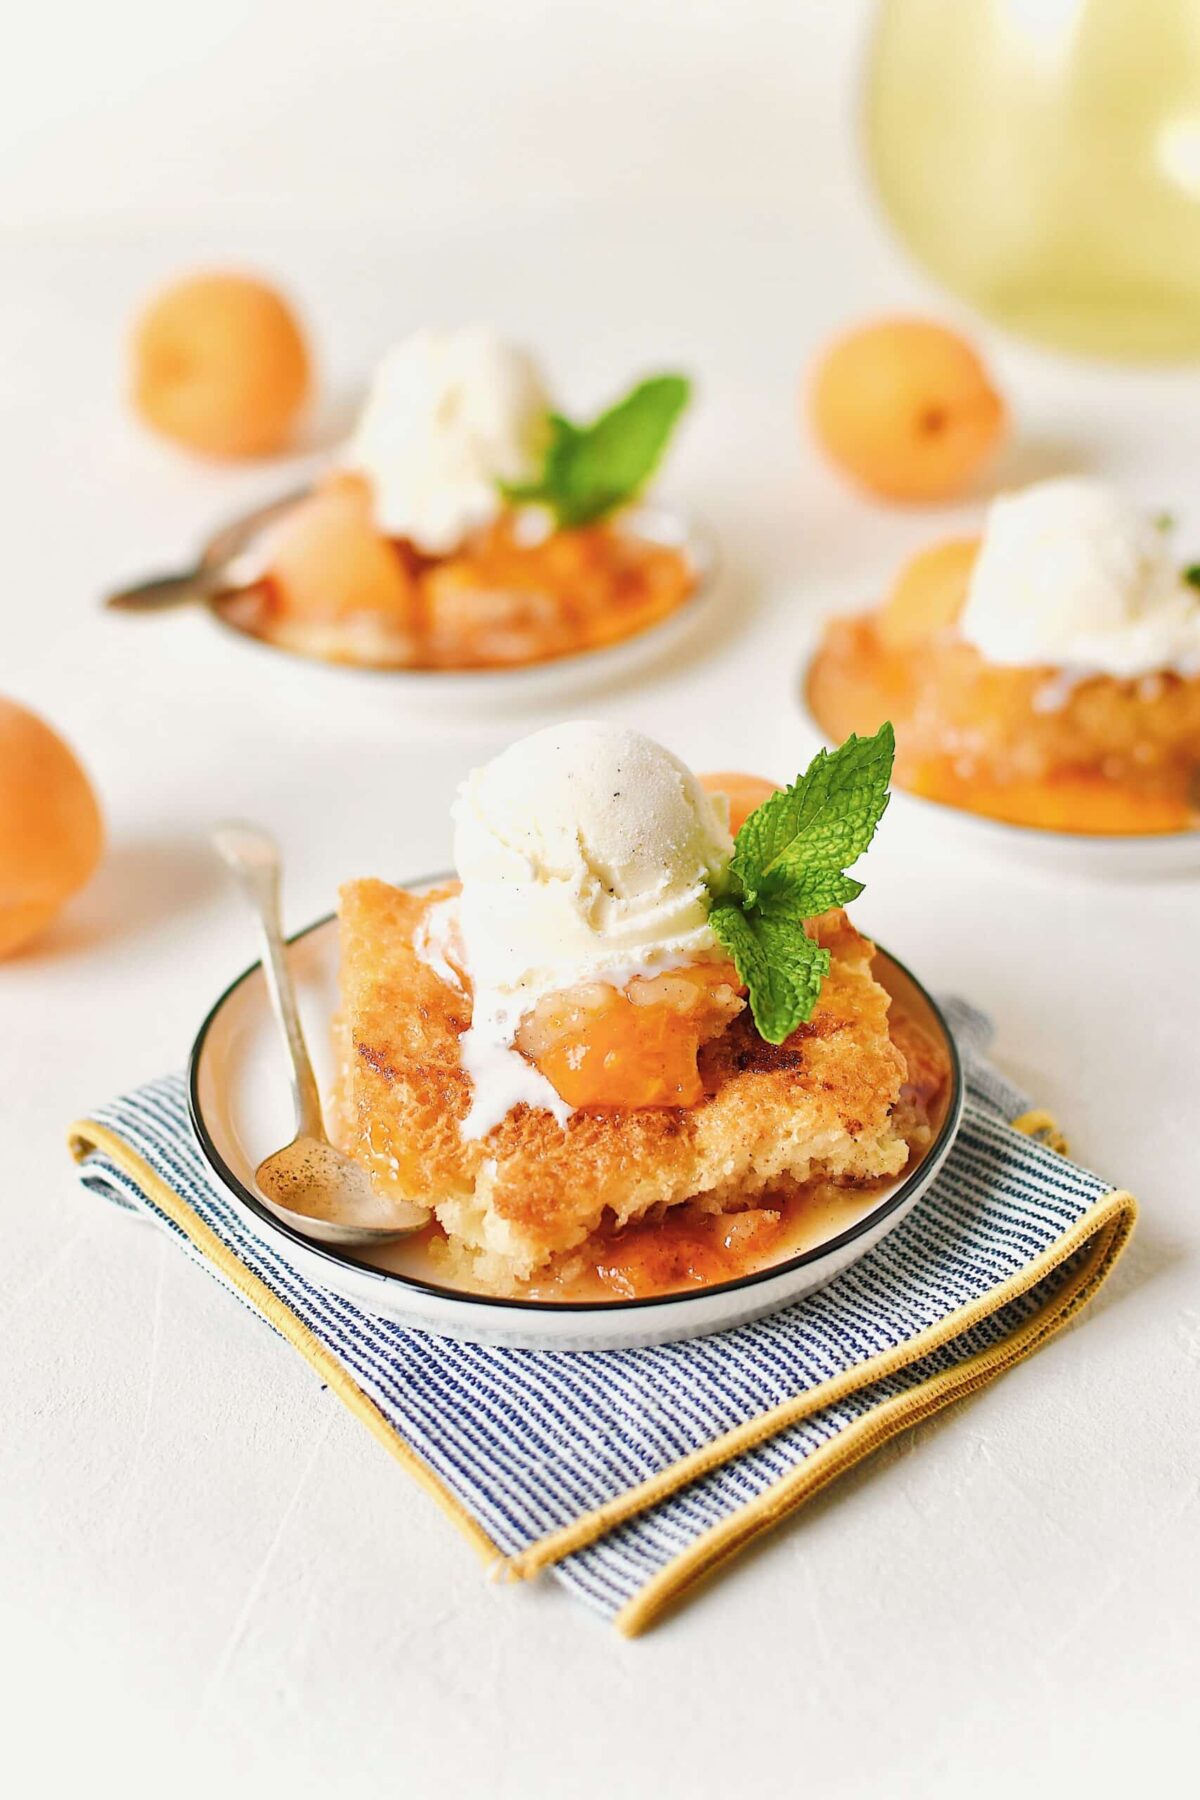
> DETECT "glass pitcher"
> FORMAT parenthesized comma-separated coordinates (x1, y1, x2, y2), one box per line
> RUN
(865, 0, 1200, 360)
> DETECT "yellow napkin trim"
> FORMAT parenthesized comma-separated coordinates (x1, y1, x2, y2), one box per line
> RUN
(1012, 1108, 1072, 1156)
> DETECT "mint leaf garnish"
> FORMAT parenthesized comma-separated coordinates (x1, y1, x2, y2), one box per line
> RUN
(711, 724, 895, 1044)
(730, 723, 895, 908)
(779, 869, 866, 916)
(501, 374, 690, 529)
(710, 899, 831, 1047)
(1184, 564, 1200, 589)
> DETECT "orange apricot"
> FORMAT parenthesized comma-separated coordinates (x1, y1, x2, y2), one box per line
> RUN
(809, 318, 1005, 502)
(262, 475, 415, 623)
(698, 771, 781, 834)
(878, 536, 980, 649)
(533, 994, 708, 1109)
(131, 271, 311, 458)
(0, 698, 104, 958)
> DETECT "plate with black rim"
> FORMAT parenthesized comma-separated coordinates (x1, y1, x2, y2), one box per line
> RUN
(188, 882, 964, 1350)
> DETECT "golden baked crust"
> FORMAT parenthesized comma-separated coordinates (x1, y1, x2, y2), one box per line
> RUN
(810, 614, 1200, 813)
(333, 879, 910, 1287)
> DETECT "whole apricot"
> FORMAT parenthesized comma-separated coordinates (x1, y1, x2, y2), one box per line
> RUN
(0, 699, 104, 958)
(131, 271, 311, 458)
(263, 475, 414, 623)
(878, 536, 980, 649)
(699, 771, 781, 834)
(810, 319, 1005, 502)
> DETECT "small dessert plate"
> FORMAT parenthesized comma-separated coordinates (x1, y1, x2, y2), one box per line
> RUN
(110, 496, 718, 709)
(188, 890, 964, 1351)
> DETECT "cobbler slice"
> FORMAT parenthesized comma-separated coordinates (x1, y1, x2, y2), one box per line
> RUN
(332, 878, 913, 1290)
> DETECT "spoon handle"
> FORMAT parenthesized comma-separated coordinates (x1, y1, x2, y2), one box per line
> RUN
(104, 567, 224, 611)
(212, 822, 327, 1145)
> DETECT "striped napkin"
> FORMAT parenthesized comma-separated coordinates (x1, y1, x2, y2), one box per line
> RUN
(69, 1000, 1134, 1636)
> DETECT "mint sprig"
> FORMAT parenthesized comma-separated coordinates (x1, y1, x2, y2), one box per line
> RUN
(709, 897, 833, 1044)
(501, 373, 690, 529)
(710, 724, 895, 1044)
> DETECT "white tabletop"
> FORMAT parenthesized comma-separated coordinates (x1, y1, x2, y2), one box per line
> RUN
(2, 5, 1195, 1796)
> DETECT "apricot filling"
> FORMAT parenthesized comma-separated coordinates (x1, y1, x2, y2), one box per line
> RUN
(515, 962, 745, 1110)
(808, 613, 1200, 834)
(590, 1200, 787, 1298)
(262, 474, 416, 625)
(232, 498, 695, 671)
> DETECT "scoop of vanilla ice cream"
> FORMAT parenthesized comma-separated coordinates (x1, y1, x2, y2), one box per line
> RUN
(958, 477, 1200, 679)
(419, 722, 735, 1137)
(341, 327, 550, 555)
(454, 720, 733, 996)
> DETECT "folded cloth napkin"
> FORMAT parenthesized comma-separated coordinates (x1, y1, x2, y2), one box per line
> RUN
(69, 1000, 1135, 1636)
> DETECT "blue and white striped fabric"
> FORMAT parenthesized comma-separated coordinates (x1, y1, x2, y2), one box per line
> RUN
(74, 1001, 1127, 1627)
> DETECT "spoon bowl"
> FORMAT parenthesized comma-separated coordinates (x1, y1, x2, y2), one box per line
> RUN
(254, 1135, 417, 1248)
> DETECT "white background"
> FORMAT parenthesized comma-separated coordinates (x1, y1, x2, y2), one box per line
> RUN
(2, 4, 1196, 1796)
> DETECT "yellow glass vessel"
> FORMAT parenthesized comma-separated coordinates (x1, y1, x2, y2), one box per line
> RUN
(865, 0, 1200, 360)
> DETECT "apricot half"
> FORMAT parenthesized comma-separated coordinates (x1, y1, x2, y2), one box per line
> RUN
(878, 536, 980, 649)
(810, 318, 1005, 502)
(262, 476, 415, 623)
(517, 965, 743, 1110)
(0, 699, 104, 958)
(698, 771, 781, 834)
(132, 271, 311, 458)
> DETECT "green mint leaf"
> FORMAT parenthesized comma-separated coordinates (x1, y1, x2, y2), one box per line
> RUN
(551, 376, 689, 526)
(708, 725, 894, 1043)
(783, 870, 865, 915)
(500, 374, 690, 529)
(710, 900, 830, 1046)
(731, 723, 894, 907)
(498, 416, 580, 509)
(1183, 563, 1200, 589)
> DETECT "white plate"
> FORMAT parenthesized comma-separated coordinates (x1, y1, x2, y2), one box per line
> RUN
(798, 672, 1200, 881)
(187, 897, 964, 1350)
(203, 501, 719, 711)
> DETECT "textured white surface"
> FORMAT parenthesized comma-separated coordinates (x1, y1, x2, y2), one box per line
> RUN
(1, 5, 1196, 1797)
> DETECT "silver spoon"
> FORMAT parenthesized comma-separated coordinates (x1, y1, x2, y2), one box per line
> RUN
(213, 821, 427, 1248)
